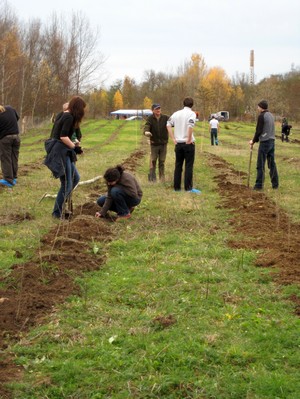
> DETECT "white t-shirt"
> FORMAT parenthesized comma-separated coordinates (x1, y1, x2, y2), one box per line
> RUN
(209, 118, 219, 129)
(167, 107, 196, 143)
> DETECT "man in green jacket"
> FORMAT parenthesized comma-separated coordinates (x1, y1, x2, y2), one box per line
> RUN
(144, 104, 169, 182)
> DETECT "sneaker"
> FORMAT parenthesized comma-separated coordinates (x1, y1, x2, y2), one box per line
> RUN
(0, 179, 14, 188)
(188, 188, 201, 194)
(116, 213, 131, 221)
(13, 178, 17, 185)
(253, 186, 263, 191)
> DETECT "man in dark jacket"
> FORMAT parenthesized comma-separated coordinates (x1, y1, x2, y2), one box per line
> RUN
(0, 105, 20, 187)
(281, 117, 292, 142)
(249, 100, 279, 190)
(144, 104, 169, 182)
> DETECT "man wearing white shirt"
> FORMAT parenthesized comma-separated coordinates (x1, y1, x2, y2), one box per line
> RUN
(167, 97, 200, 193)
(209, 115, 219, 145)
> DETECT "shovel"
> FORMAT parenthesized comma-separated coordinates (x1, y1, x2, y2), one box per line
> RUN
(247, 146, 253, 188)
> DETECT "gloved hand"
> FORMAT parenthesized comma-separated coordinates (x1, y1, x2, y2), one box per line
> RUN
(74, 146, 83, 154)
(144, 131, 152, 137)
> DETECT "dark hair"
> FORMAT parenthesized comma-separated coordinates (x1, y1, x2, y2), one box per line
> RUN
(68, 96, 86, 127)
(183, 97, 194, 108)
(104, 164, 124, 183)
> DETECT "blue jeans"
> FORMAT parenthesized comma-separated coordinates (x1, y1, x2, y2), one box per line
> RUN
(53, 157, 80, 218)
(210, 128, 218, 145)
(255, 140, 279, 189)
(174, 143, 195, 191)
(97, 186, 141, 216)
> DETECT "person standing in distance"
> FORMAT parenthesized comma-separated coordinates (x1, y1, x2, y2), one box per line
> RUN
(167, 97, 201, 193)
(0, 104, 20, 188)
(249, 100, 279, 190)
(143, 104, 169, 182)
(209, 115, 219, 145)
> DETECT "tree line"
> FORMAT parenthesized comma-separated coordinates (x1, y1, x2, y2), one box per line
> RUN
(1, 1, 299, 124)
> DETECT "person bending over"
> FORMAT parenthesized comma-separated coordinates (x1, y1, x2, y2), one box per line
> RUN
(95, 165, 142, 220)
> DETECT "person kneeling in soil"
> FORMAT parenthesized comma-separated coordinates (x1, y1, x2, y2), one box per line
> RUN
(95, 165, 142, 220)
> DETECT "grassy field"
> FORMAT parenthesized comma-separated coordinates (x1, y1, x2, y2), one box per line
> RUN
(1, 119, 300, 398)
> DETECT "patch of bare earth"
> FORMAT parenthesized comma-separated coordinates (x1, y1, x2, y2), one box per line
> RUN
(0, 206, 113, 397)
(206, 152, 300, 312)
(0, 148, 146, 398)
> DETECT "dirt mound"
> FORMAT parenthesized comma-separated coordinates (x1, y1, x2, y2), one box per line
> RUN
(0, 147, 147, 397)
(0, 203, 114, 395)
(0, 212, 34, 226)
(207, 153, 300, 313)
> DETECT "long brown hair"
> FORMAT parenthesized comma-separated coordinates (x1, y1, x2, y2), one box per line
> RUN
(104, 165, 125, 183)
(68, 96, 86, 128)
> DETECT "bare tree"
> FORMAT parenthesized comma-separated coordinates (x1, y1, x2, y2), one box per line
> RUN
(18, 19, 44, 120)
(70, 12, 105, 94)
(0, 1, 20, 104)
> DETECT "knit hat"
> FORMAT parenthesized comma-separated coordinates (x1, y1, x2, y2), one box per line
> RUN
(258, 100, 268, 110)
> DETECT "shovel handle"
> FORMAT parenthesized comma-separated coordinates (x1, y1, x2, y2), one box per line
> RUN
(247, 147, 253, 188)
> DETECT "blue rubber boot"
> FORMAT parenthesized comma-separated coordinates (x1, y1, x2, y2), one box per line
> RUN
(0, 179, 14, 188)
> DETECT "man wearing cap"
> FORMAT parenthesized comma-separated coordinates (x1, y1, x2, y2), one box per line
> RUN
(144, 104, 169, 182)
(249, 100, 279, 190)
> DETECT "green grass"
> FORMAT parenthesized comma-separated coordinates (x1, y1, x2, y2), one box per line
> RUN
(2, 120, 300, 398)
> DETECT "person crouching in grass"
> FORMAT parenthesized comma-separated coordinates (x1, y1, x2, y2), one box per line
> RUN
(95, 165, 142, 221)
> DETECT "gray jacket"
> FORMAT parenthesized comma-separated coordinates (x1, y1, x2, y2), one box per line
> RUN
(253, 110, 275, 143)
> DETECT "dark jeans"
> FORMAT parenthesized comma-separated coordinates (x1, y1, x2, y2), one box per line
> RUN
(255, 139, 279, 189)
(174, 143, 195, 191)
(53, 157, 80, 218)
(150, 144, 167, 180)
(210, 128, 218, 145)
(0, 134, 20, 184)
(97, 186, 141, 216)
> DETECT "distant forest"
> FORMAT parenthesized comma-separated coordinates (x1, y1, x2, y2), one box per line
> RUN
(1, 1, 299, 123)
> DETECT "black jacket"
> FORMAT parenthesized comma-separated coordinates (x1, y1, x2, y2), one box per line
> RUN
(0, 106, 19, 139)
(144, 114, 169, 145)
(44, 138, 76, 178)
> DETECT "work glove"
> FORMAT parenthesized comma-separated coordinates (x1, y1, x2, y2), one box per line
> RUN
(144, 131, 152, 137)
(74, 146, 83, 154)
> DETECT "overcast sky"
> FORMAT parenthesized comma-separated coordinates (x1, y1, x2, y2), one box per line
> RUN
(6, 0, 300, 87)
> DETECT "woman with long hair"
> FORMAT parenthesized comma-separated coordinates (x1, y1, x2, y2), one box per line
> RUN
(96, 165, 142, 220)
(48, 96, 86, 219)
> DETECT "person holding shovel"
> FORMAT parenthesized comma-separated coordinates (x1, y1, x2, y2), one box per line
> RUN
(249, 100, 279, 190)
(143, 104, 169, 182)
(45, 96, 85, 219)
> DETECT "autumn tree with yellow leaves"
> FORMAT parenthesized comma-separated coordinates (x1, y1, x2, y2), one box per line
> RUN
(113, 90, 123, 110)
(199, 67, 232, 117)
(143, 96, 152, 109)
